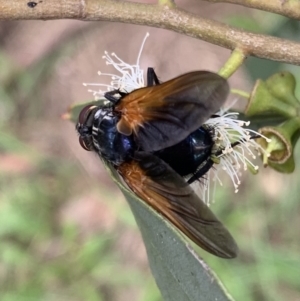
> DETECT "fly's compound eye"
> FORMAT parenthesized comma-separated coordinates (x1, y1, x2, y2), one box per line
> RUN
(78, 104, 97, 126)
(77, 104, 98, 152)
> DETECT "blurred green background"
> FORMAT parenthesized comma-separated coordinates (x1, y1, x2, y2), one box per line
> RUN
(0, 2, 300, 301)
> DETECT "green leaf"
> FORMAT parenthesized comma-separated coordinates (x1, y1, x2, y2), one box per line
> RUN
(104, 160, 235, 301)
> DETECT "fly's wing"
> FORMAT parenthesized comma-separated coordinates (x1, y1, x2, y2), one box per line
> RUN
(115, 71, 229, 152)
(117, 152, 238, 258)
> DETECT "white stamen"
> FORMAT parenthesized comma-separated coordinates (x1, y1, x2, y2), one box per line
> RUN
(83, 33, 149, 100)
(137, 32, 149, 66)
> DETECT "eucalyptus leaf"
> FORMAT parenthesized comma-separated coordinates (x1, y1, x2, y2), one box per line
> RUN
(104, 160, 235, 301)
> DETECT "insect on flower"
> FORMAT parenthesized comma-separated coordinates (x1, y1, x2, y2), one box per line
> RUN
(76, 34, 267, 258)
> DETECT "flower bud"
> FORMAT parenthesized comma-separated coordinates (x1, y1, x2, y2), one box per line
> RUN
(245, 79, 298, 118)
(257, 117, 300, 173)
(265, 71, 300, 108)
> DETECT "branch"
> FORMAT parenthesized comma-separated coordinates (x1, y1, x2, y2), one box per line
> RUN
(202, 0, 300, 21)
(2, 0, 300, 65)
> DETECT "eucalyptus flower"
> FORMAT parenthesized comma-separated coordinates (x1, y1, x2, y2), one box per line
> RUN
(198, 110, 270, 204)
(83, 33, 148, 97)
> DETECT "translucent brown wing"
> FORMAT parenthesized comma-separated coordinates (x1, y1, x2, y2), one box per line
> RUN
(115, 71, 229, 152)
(117, 152, 238, 258)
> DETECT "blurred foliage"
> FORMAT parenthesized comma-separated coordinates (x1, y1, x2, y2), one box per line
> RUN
(0, 131, 161, 301)
(0, 40, 161, 300)
(227, 15, 300, 85)
(0, 7, 300, 301)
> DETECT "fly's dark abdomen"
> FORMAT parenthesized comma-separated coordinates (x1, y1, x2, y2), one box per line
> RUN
(154, 127, 213, 176)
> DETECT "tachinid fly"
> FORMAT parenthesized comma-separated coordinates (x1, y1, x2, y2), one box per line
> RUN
(76, 68, 238, 258)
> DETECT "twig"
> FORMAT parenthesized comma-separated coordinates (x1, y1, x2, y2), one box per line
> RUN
(202, 0, 300, 21)
(1, 0, 300, 65)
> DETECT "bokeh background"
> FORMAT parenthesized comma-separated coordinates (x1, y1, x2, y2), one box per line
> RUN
(0, 1, 300, 300)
